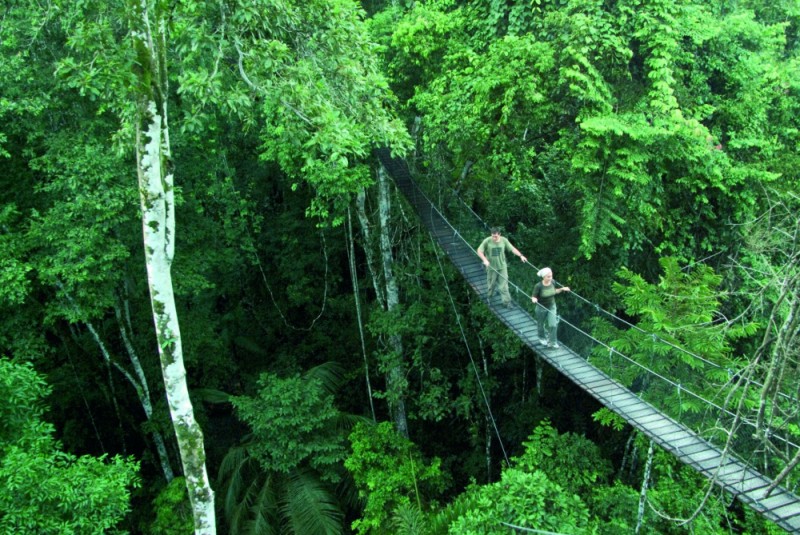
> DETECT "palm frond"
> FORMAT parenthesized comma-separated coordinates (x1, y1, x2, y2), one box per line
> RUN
(218, 439, 282, 535)
(426, 494, 475, 535)
(225, 472, 280, 535)
(242, 475, 278, 535)
(303, 362, 346, 395)
(192, 387, 233, 404)
(218, 440, 254, 481)
(335, 468, 363, 511)
(332, 412, 371, 436)
(281, 468, 344, 535)
(391, 502, 427, 535)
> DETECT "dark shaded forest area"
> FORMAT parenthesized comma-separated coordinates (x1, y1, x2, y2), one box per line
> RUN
(1, 0, 799, 533)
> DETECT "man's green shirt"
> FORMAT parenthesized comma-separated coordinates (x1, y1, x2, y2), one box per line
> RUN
(478, 236, 513, 270)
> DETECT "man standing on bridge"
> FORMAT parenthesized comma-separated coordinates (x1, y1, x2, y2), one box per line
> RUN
(477, 227, 528, 308)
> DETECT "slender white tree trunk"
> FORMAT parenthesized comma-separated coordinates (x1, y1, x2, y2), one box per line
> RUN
(635, 440, 655, 534)
(85, 314, 175, 482)
(130, 1, 215, 531)
(355, 188, 386, 308)
(135, 100, 215, 534)
(115, 304, 176, 482)
(347, 207, 377, 421)
(377, 165, 409, 438)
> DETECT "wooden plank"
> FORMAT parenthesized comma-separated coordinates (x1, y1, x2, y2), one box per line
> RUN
(678, 448, 722, 466)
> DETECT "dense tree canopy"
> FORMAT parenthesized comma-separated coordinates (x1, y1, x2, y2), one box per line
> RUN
(1, 0, 798, 533)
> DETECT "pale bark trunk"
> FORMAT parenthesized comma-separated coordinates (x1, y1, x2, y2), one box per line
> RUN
(65, 280, 175, 481)
(136, 101, 215, 534)
(355, 188, 386, 308)
(115, 304, 176, 482)
(635, 440, 655, 534)
(130, 2, 215, 531)
(86, 316, 175, 481)
(347, 207, 377, 421)
(377, 166, 408, 438)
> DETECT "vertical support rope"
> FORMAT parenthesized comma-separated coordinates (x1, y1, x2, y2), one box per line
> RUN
(347, 207, 376, 422)
(430, 233, 511, 468)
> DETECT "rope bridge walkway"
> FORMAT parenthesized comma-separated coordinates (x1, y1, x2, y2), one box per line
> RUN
(375, 148, 800, 533)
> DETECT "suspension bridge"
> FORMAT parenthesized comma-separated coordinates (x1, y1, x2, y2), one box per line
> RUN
(375, 148, 800, 533)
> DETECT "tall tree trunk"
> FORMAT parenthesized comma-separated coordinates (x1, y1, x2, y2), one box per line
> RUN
(114, 303, 175, 482)
(130, 1, 215, 531)
(355, 188, 386, 308)
(635, 440, 655, 534)
(347, 206, 377, 421)
(378, 165, 408, 438)
(535, 355, 544, 398)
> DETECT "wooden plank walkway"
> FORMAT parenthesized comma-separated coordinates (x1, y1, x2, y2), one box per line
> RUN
(376, 148, 800, 533)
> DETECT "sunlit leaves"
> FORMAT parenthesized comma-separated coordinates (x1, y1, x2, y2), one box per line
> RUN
(516, 420, 613, 499)
(345, 421, 445, 535)
(412, 30, 558, 187)
(591, 257, 753, 422)
(446, 469, 591, 534)
(169, 0, 412, 222)
(0, 360, 139, 534)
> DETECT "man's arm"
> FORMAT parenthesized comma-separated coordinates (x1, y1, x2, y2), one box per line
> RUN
(477, 238, 490, 266)
(509, 243, 527, 263)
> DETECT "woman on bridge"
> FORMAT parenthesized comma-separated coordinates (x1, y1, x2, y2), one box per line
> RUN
(531, 267, 570, 348)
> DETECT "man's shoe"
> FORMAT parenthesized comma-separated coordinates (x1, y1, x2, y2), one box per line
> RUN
(548, 342, 560, 349)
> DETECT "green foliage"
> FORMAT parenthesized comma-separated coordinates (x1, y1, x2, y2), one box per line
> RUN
(172, 0, 413, 222)
(592, 407, 627, 432)
(390, 501, 428, 535)
(3, 0, 800, 531)
(643, 448, 733, 534)
(0, 359, 139, 534)
(230, 363, 349, 479)
(589, 482, 639, 534)
(0, 206, 31, 308)
(143, 477, 194, 535)
(445, 469, 591, 534)
(590, 257, 754, 423)
(393, 0, 796, 269)
(26, 132, 136, 322)
(515, 420, 613, 500)
(345, 421, 445, 534)
(220, 363, 358, 534)
(218, 454, 346, 535)
(0, 359, 50, 447)
(412, 30, 559, 189)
